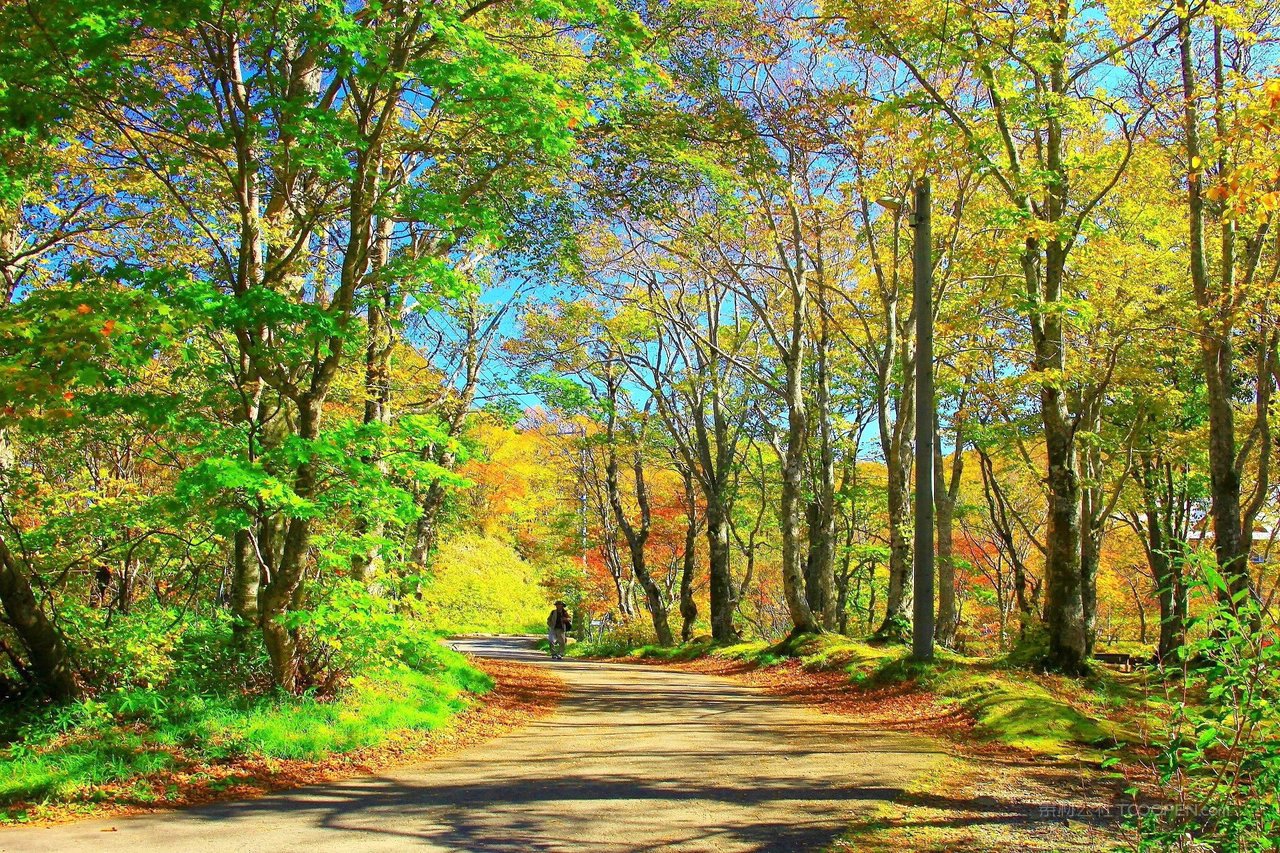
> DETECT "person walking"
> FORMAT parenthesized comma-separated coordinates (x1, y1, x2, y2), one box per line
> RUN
(547, 601, 572, 660)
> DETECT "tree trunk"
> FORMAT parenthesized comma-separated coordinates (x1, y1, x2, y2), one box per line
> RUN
(1178, 4, 1255, 606)
(806, 305, 838, 629)
(934, 406, 965, 647)
(637, 281, 745, 645)
(780, 402, 821, 634)
(1130, 578, 1147, 645)
(0, 403, 78, 699)
(804, 499, 837, 630)
(605, 429, 673, 646)
(761, 194, 822, 637)
(875, 338, 915, 638)
(834, 436, 863, 636)
(835, 524, 857, 636)
(679, 467, 699, 642)
(1079, 499, 1102, 655)
(1077, 415, 1112, 657)
(1153, 547, 1187, 662)
(352, 209, 395, 583)
(1028, 231, 1087, 673)
(878, 439, 913, 637)
(0, 538, 79, 700)
(1040, 453, 1084, 671)
(409, 473, 448, 566)
(866, 561, 877, 633)
(1134, 453, 1190, 661)
(860, 195, 915, 641)
(679, 542, 697, 642)
(605, 536, 632, 618)
(705, 499, 736, 642)
(630, 540, 673, 646)
(977, 448, 1035, 638)
(257, 397, 322, 692)
(228, 354, 267, 640)
(934, 464, 959, 647)
(231, 528, 261, 638)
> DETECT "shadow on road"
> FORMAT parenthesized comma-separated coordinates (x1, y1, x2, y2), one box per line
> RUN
(171, 770, 906, 852)
(0, 635, 940, 853)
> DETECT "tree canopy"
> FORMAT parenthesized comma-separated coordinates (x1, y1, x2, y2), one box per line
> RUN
(1, 0, 1279, 840)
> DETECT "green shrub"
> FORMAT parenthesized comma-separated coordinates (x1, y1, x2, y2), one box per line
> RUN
(1135, 563, 1280, 852)
(571, 621, 659, 657)
(0, 636, 489, 813)
(0, 579, 494, 818)
(167, 614, 271, 695)
(58, 603, 184, 692)
(285, 579, 427, 693)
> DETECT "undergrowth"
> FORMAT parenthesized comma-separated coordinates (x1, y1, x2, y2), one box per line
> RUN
(0, 610, 490, 820)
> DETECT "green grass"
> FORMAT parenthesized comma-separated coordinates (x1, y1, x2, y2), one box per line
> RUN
(901, 664, 1126, 757)
(0, 642, 491, 815)
(568, 634, 774, 663)
(575, 631, 1147, 760)
(787, 634, 1141, 758)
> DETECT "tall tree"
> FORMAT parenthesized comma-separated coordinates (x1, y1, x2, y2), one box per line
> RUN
(79, 0, 645, 689)
(1174, 0, 1279, 606)
(840, 0, 1166, 670)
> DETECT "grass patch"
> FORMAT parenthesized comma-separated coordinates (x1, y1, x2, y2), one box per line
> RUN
(791, 634, 1138, 758)
(587, 631, 902, 674)
(0, 641, 490, 816)
(568, 634, 775, 664)
(913, 666, 1124, 757)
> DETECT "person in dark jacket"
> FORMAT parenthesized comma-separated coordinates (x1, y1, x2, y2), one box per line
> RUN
(546, 601, 571, 659)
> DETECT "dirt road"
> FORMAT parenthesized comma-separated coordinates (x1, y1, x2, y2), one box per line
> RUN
(0, 636, 942, 852)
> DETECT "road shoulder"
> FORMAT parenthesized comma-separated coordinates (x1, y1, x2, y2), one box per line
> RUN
(610, 651, 1131, 851)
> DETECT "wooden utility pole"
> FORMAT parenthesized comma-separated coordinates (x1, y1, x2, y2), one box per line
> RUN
(912, 177, 935, 662)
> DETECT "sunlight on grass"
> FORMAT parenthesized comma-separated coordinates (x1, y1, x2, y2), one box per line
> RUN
(0, 643, 491, 813)
(573, 630, 1141, 760)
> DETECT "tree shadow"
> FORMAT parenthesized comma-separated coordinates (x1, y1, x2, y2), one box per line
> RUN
(171, 771, 910, 852)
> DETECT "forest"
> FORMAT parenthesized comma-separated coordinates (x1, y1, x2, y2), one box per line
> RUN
(0, 0, 1278, 848)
